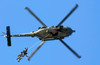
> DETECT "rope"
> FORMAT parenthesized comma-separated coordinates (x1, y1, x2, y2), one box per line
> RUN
(28, 41, 41, 51)
(28, 33, 50, 52)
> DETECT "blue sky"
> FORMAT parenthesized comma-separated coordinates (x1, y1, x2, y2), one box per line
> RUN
(0, 0, 100, 65)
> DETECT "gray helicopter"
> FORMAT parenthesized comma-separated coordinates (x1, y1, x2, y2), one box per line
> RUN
(4, 4, 81, 61)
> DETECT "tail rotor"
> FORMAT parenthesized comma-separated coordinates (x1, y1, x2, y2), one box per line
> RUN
(6, 26, 11, 46)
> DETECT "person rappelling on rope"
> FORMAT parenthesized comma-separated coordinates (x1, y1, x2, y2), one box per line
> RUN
(16, 48, 28, 62)
(16, 52, 23, 62)
(22, 48, 28, 57)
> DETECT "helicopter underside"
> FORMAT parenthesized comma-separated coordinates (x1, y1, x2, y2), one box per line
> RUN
(40, 37, 64, 41)
(34, 28, 70, 41)
(38, 33, 65, 41)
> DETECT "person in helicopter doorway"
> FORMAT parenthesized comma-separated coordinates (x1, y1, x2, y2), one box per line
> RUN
(22, 48, 28, 57)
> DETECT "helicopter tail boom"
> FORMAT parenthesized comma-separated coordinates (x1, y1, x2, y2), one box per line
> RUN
(5, 26, 35, 46)
(10, 33, 35, 37)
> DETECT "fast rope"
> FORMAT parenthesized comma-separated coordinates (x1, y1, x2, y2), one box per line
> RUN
(28, 33, 50, 52)
(28, 41, 41, 51)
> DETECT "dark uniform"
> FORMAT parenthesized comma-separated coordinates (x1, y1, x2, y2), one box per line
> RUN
(22, 48, 28, 57)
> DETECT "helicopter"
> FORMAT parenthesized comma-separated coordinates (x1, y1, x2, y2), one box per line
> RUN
(4, 4, 81, 61)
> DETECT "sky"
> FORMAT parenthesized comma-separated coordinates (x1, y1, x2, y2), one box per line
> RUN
(0, 0, 100, 65)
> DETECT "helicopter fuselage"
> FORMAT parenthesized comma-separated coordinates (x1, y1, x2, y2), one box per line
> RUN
(34, 26, 75, 41)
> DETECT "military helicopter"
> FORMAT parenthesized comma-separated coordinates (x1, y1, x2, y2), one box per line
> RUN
(4, 4, 81, 60)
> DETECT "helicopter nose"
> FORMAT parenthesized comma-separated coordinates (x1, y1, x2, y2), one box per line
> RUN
(72, 30, 75, 32)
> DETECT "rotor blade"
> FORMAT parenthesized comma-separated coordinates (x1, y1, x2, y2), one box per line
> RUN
(2, 32, 6, 35)
(25, 7, 47, 27)
(0, 35, 4, 36)
(57, 4, 78, 27)
(59, 39, 81, 58)
(0, 32, 6, 36)
(28, 41, 45, 61)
